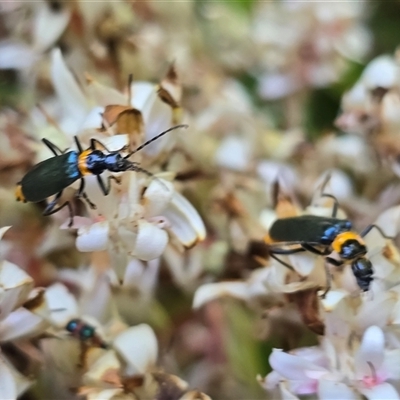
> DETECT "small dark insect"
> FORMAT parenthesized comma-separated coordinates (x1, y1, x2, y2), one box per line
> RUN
(65, 318, 108, 349)
(15, 125, 188, 226)
(265, 194, 391, 293)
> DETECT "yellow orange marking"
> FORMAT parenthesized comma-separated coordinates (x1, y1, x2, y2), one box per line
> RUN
(264, 234, 274, 244)
(15, 184, 26, 202)
(78, 150, 92, 176)
(332, 232, 364, 254)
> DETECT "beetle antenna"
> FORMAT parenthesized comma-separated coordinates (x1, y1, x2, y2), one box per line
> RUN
(129, 164, 169, 190)
(124, 124, 188, 159)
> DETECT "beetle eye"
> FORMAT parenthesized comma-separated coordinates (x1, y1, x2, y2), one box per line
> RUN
(80, 325, 95, 339)
(66, 319, 79, 332)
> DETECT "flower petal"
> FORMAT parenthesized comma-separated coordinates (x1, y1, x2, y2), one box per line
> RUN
(269, 348, 327, 381)
(193, 282, 250, 309)
(82, 349, 121, 388)
(76, 222, 110, 252)
(141, 90, 174, 157)
(142, 179, 174, 217)
(215, 136, 252, 171)
(280, 383, 301, 400)
(0, 40, 37, 70)
(0, 355, 18, 399)
(355, 293, 396, 330)
(50, 48, 88, 135)
(32, 3, 70, 52)
(0, 308, 47, 342)
(163, 191, 206, 247)
(359, 382, 400, 400)
(112, 324, 158, 375)
(44, 283, 79, 327)
(0, 260, 34, 320)
(318, 380, 360, 400)
(381, 349, 400, 380)
(128, 219, 168, 261)
(373, 206, 400, 239)
(355, 326, 385, 379)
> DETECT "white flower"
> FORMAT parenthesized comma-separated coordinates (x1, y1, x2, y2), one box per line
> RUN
(353, 326, 400, 399)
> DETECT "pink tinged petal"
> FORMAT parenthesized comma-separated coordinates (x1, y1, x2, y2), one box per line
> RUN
(163, 191, 206, 247)
(0, 261, 34, 321)
(50, 48, 88, 135)
(359, 382, 400, 400)
(289, 380, 319, 395)
(112, 324, 158, 375)
(32, 4, 70, 52)
(129, 220, 168, 261)
(76, 222, 110, 252)
(318, 380, 360, 400)
(0, 308, 47, 342)
(355, 326, 385, 380)
(269, 349, 328, 381)
(280, 383, 301, 400)
(142, 179, 174, 217)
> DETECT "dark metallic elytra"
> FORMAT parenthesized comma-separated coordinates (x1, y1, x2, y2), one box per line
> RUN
(15, 124, 188, 226)
(269, 216, 352, 246)
(266, 194, 392, 293)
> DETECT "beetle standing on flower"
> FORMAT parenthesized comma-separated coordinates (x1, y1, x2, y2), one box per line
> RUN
(265, 194, 391, 292)
(15, 125, 188, 226)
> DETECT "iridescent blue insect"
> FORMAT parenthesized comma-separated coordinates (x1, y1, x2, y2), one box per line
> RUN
(15, 125, 187, 226)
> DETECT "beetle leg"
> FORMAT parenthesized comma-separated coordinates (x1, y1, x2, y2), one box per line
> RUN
(268, 246, 305, 255)
(301, 243, 331, 256)
(74, 136, 84, 153)
(42, 139, 64, 156)
(96, 175, 121, 196)
(359, 224, 393, 239)
(269, 253, 295, 271)
(77, 179, 97, 210)
(321, 193, 339, 218)
(320, 261, 332, 298)
(43, 193, 74, 227)
(325, 256, 343, 267)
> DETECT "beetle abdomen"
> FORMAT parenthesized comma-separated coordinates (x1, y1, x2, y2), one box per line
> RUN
(20, 152, 81, 202)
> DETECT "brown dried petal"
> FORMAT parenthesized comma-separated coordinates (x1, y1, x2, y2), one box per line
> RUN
(286, 289, 325, 335)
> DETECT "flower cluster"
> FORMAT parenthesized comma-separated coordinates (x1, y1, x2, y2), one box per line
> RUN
(1, 1, 399, 399)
